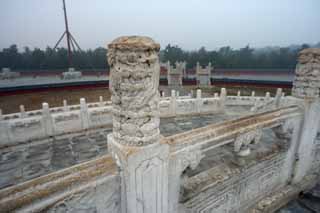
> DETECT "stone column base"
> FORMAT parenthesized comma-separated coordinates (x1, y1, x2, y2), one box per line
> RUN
(108, 134, 169, 213)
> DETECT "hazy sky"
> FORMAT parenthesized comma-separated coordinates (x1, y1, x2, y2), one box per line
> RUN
(1, 0, 319, 50)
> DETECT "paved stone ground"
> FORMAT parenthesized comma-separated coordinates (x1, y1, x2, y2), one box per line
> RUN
(0, 129, 111, 189)
(160, 106, 251, 137)
(160, 114, 232, 137)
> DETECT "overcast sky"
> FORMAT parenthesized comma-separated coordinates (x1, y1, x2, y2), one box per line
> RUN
(0, 0, 319, 50)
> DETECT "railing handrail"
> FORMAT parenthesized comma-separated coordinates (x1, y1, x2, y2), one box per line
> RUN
(163, 105, 302, 153)
(0, 154, 117, 212)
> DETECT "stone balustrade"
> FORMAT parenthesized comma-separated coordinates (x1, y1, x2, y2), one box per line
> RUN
(0, 90, 290, 147)
(0, 100, 113, 147)
(1, 88, 290, 121)
(165, 105, 301, 153)
(0, 38, 318, 213)
(0, 103, 307, 212)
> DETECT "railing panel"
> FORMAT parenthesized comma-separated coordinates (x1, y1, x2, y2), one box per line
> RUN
(0, 154, 120, 213)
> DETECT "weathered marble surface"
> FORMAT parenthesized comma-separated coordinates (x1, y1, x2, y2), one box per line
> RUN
(107, 36, 172, 213)
(0, 129, 111, 189)
(292, 48, 320, 98)
(108, 36, 161, 146)
(179, 128, 292, 212)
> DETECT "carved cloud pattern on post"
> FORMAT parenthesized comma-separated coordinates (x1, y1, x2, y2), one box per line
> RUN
(107, 36, 161, 146)
(292, 48, 320, 98)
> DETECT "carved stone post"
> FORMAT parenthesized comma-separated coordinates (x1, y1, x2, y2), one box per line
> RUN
(19, 105, 26, 118)
(265, 92, 271, 101)
(170, 90, 177, 116)
(99, 96, 104, 107)
(275, 88, 283, 108)
(220, 88, 227, 110)
(63, 100, 69, 112)
(42, 103, 53, 136)
(196, 89, 202, 113)
(80, 98, 89, 129)
(107, 36, 169, 213)
(292, 48, 320, 183)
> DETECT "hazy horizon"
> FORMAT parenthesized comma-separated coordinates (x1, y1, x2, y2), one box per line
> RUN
(1, 0, 319, 51)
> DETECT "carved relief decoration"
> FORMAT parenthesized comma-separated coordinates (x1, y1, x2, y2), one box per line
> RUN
(234, 129, 262, 155)
(107, 36, 161, 146)
(292, 48, 320, 98)
(178, 148, 205, 173)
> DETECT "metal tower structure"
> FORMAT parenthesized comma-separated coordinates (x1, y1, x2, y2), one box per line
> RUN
(53, 0, 82, 67)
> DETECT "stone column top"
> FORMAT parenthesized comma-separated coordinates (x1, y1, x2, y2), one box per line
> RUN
(107, 35, 161, 146)
(298, 48, 320, 64)
(107, 36, 160, 51)
(292, 48, 320, 98)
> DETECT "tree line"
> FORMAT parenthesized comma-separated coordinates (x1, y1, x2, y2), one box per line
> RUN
(0, 43, 316, 71)
(161, 44, 314, 69)
(0, 45, 107, 70)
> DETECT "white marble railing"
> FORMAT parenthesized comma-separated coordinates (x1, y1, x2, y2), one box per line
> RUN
(0, 88, 290, 147)
(165, 105, 303, 212)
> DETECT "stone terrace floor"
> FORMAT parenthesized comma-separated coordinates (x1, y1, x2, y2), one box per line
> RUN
(0, 106, 251, 189)
(160, 105, 251, 137)
(52, 104, 252, 172)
